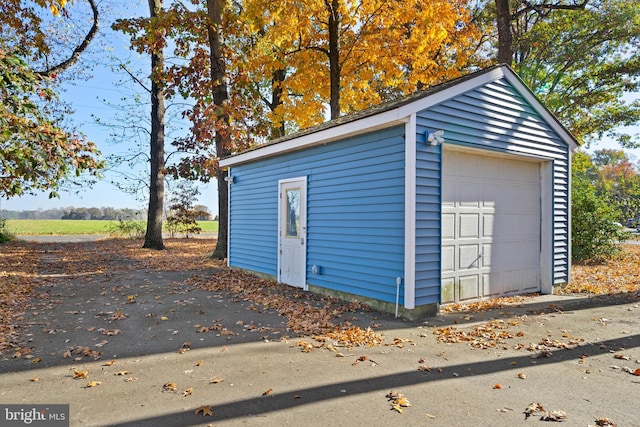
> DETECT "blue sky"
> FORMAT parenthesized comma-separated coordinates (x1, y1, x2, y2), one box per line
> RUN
(2, 1, 218, 214)
(1, 1, 637, 215)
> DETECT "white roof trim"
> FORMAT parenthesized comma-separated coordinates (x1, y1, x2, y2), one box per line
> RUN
(220, 65, 577, 167)
(220, 109, 410, 167)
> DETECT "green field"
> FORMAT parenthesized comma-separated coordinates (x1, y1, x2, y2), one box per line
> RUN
(4, 219, 219, 235)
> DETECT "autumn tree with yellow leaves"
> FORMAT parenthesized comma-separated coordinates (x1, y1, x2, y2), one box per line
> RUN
(114, 0, 481, 257)
(241, 0, 480, 128)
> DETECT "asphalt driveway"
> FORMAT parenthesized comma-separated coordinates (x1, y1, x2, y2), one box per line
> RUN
(0, 238, 639, 426)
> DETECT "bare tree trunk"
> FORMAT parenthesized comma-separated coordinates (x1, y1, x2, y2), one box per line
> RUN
(271, 68, 286, 139)
(207, 0, 231, 259)
(326, 0, 341, 120)
(495, 0, 513, 65)
(143, 0, 166, 250)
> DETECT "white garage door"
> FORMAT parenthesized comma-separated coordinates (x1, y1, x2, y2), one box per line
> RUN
(441, 148, 541, 304)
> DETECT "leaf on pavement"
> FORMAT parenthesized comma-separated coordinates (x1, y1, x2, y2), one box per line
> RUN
(86, 381, 101, 388)
(613, 354, 630, 361)
(97, 328, 121, 336)
(594, 417, 617, 426)
(262, 388, 273, 396)
(109, 309, 128, 321)
(163, 382, 178, 392)
(209, 377, 224, 384)
(386, 390, 411, 412)
(194, 406, 213, 417)
(73, 369, 88, 379)
(540, 410, 567, 421)
(524, 402, 545, 419)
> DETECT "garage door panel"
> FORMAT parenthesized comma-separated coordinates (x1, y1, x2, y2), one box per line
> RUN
(459, 183, 483, 206)
(482, 273, 491, 296)
(482, 243, 491, 267)
(521, 189, 540, 211)
(459, 245, 480, 269)
(459, 214, 480, 238)
(459, 275, 479, 301)
(441, 149, 541, 304)
(501, 270, 522, 294)
(441, 245, 455, 272)
(502, 185, 522, 208)
(483, 214, 494, 237)
(442, 213, 455, 239)
(441, 278, 455, 304)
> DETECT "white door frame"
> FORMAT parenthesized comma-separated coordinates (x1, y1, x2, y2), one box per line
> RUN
(277, 176, 307, 289)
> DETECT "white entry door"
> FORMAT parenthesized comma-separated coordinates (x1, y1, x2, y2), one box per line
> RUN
(441, 148, 541, 304)
(278, 177, 307, 288)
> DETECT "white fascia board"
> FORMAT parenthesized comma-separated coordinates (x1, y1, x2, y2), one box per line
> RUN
(501, 70, 579, 151)
(219, 110, 410, 167)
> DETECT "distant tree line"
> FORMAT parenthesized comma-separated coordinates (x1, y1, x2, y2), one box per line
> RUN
(1, 205, 213, 221)
(1, 207, 144, 220)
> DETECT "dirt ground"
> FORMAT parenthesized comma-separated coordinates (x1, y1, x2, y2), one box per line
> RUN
(0, 238, 639, 427)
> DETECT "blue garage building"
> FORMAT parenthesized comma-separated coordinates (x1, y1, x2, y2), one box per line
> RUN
(219, 65, 578, 318)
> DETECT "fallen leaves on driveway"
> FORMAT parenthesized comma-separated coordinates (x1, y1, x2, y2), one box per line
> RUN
(2, 238, 639, 358)
(433, 320, 518, 349)
(0, 238, 217, 354)
(441, 294, 534, 313)
(567, 244, 640, 296)
(0, 242, 50, 353)
(187, 269, 383, 348)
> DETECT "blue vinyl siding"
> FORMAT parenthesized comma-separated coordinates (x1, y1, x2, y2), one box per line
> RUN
(225, 67, 573, 311)
(228, 126, 406, 304)
(414, 78, 571, 305)
(413, 134, 442, 306)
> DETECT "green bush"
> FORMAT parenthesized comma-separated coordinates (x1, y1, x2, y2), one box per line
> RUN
(106, 218, 146, 239)
(572, 178, 629, 263)
(0, 218, 15, 243)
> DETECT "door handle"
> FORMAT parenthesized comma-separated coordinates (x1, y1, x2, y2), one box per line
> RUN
(301, 238, 305, 245)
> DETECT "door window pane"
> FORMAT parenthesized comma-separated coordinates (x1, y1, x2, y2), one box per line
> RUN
(285, 188, 300, 237)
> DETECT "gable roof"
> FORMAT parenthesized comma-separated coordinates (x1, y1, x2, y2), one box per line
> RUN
(220, 64, 578, 168)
